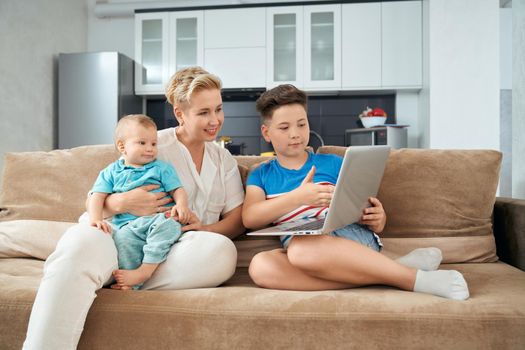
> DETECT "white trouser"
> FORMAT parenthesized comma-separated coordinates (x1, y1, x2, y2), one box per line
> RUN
(23, 223, 237, 350)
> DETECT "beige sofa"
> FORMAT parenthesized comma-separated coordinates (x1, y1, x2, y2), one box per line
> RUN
(1, 144, 524, 349)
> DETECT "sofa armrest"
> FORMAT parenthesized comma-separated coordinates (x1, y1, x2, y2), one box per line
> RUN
(493, 197, 525, 271)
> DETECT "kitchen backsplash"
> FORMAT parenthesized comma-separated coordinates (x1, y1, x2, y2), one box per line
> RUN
(147, 94, 395, 155)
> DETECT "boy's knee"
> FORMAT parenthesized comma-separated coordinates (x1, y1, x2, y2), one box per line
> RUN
(286, 236, 322, 271)
(249, 251, 277, 288)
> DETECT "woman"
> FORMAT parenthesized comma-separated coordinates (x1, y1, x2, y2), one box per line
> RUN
(23, 67, 245, 349)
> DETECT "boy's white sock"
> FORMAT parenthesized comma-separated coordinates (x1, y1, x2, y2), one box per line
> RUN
(413, 270, 470, 300)
(395, 247, 442, 271)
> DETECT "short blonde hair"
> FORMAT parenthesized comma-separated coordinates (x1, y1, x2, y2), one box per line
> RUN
(165, 66, 222, 107)
(115, 114, 157, 144)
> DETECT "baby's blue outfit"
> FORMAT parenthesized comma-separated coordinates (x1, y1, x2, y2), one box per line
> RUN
(92, 158, 183, 289)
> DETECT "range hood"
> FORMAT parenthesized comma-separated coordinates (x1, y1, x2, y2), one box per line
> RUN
(221, 87, 266, 101)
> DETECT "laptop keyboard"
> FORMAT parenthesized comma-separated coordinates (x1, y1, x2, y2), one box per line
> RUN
(283, 219, 325, 232)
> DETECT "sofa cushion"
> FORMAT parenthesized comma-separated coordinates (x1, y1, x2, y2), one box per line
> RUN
(318, 146, 501, 263)
(1, 258, 524, 349)
(0, 145, 120, 223)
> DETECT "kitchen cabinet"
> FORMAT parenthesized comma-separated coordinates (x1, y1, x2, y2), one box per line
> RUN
(135, 12, 169, 94)
(267, 4, 341, 90)
(341, 3, 381, 89)
(134, 1, 422, 94)
(168, 11, 204, 77)
(342, 1, 421, 89)
(204, 47, 266, 88)
(204, 8, 265, 49)
(303, 4, 341, 90)
(381, 1, 422, 87)
(135, 11, 203, 95)
(266, 6, 304, 88)
(203, 8, 266, 88)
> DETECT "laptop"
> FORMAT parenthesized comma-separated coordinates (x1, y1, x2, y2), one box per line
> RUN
(247, 146, 391, 236)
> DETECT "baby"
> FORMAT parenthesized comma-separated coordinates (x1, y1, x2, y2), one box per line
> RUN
(88, 114, 192, 290)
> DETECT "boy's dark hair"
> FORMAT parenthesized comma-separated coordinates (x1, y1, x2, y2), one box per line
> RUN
(255, 84, 307, 124)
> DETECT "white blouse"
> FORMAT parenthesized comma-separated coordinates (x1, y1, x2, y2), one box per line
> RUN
(157, 127, 244, 225)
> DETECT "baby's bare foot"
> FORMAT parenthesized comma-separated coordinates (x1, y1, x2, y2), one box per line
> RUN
(112, 267, 153, 287)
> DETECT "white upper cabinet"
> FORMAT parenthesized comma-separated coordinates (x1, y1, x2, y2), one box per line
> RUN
(341, 3, 381, 89)
(266, 6, 304, 88)
(168, 11, 204, 78)
(135, 12, 169, 94)
(204, 8, 265, 48)
(266, 4, 341, 90)
(381, 1, 422, 87)
(204, 8, 266, 88)
(135, 11, 203, 95)
(303, 4, 341, 90)
(134, 1, 422, 94)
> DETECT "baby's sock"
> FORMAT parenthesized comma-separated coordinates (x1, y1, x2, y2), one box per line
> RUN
(395, 247, 442, 271)
(413, 270, 470, 300)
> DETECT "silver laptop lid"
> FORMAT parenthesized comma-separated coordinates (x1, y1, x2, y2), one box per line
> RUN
(322, 146, 391, 234)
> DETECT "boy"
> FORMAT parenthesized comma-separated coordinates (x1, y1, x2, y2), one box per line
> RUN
(243, 84, 469, 300)
(88, 114, 192, 290)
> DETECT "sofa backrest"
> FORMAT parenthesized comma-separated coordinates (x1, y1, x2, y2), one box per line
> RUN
(317, 146, 502, 263)
(0, 144, 502, 264)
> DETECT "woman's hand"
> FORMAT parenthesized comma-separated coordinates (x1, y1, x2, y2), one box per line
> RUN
(107, 184, 173, 216)
(359, 197, 387, 233)
(292, 166, 334, 207)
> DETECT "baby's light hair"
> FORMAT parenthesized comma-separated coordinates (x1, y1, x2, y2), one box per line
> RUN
(114, 114, 157, 146)
(165, 66, 222, 107)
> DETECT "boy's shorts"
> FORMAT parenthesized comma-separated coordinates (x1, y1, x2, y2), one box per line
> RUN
(281, 223, 383, 251)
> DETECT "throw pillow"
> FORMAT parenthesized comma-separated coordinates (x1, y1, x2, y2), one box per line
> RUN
(0, 144, 119, 223)
(0, 220, 74, 260)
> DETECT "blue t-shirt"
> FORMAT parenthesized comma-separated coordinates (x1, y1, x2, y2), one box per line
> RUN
(247, 152, 342, 224)
(92, 158, 182, 228)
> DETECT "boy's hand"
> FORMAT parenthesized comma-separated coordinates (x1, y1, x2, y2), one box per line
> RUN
(294, 166, 334, 207)
(359, 197, 386, 233)
(169, 204, 192, 224)
(90, 220, 112, 234)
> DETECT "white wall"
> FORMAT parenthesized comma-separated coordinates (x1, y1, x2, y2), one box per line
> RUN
(500, 8, 513, 90)
(87, 0, 135, 59)
(513, 0, 525, 199)
(396, 92, 420, 148)
(0, 0, 87, 186)
(423, 0, 500, 150)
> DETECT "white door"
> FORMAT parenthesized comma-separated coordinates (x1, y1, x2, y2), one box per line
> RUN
(303, 4, 341, 90)
(266, 6, 304, 89)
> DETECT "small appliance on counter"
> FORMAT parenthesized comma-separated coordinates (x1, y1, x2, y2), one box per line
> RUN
(344, 125, 409, 149)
